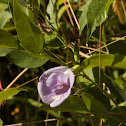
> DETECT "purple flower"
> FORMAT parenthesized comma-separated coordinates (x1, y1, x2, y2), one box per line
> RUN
(37, 66, 75, 108)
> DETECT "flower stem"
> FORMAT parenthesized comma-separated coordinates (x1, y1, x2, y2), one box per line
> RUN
(71, 65, 81, 74)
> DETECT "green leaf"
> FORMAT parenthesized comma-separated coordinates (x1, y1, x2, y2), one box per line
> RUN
(13, 0, 44, 53)
(0, 47, 11, 57)
(58, 4, 69, 20)
(0, 3, 12, 28)
(106, 106, 126, 126)
(0, 0, 12, 4)
(0, 118, 3, 126)
(44, 48, 66, 66)
(74, 42, 80, 63)
(77, 67, 105, 87)
(106, 0, 115, 13)
(79, 0, 91, 35)
(39, 95, 89, 113)
(0, 3, 8, 13)
(7, 50, 48, 68)
(87, 0, 108, 33)
(0, 29, 19, 49)
(119, 101, 126, 106)
(105, 75, 126, 102)
(81, 54, 126, 70)
(108, 40, 126, 55)
(44, 32, 63, 49)
(18, 1, 34, 20)
(82, 87, 111, 118)
(46, 0, 58, 29)
(0, 87, 27, 102)
(2, 23, 16, 31)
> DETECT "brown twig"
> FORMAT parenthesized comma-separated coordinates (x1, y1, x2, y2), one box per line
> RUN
(50, 0, 67, 46)
(67, 0, 80, 29)
(17, 76, 39, 88)
(86, 36, 126, 55)
(99, 119, 103, 126)
(63, 0, 74, 27)
(68, 44, 90, 58)
(80, 45, 107, 54)
(99, 24, 101, 90)
(121, 0, 126, 17)
(90, 116, 94, 126)
(5, 68, 29, 90)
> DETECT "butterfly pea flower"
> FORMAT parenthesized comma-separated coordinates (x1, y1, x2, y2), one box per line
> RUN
(37, 66, 75, 108)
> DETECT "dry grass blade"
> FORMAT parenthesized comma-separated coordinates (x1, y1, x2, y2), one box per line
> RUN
(63, 0, 74, 26)
(86, 36, 126, 55)
(112, 0, 125, 24)
(99, 25, 102, 90)
(67, 0, 80, 29)
(80, 45, 107, 54)
(121, 0, 126, 17)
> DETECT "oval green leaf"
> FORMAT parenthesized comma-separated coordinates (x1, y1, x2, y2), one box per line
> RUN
(7, 50, 48, 68)
(81, 54, 126, 70)
(0, 87, 27, 102)
(13, 0, 44, 53)
(0, 29, 19, 49)
(87, 0, 108, 33)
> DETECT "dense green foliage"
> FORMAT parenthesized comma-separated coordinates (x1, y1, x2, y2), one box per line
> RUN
(0, 0, 126, 125)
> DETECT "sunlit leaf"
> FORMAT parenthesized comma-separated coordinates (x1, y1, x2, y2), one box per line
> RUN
(0, 3, 12, 28)
(46, 0, 58, 29)
(79, 0, 108, 34)
(0, 118, 3, 126)
(118, 101, 126, 106)
(106, 0, 115, 13)
(87, 0, 108, 33)
(58, 4, 69, 20)
(81, 54, 126, 70)
(0, 87, 27, 102)
(79, 0, 91, 35)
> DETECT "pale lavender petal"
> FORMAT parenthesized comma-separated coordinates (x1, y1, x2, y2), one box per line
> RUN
(50, 89, 71, 108)
(46, 72, 59, 87)
(37, 66, 75, 107)
(64, 69, 75, 88)
(39, 66, 68, 81)
(38, 72, 59, 104)
(38, 82, 53, 104)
